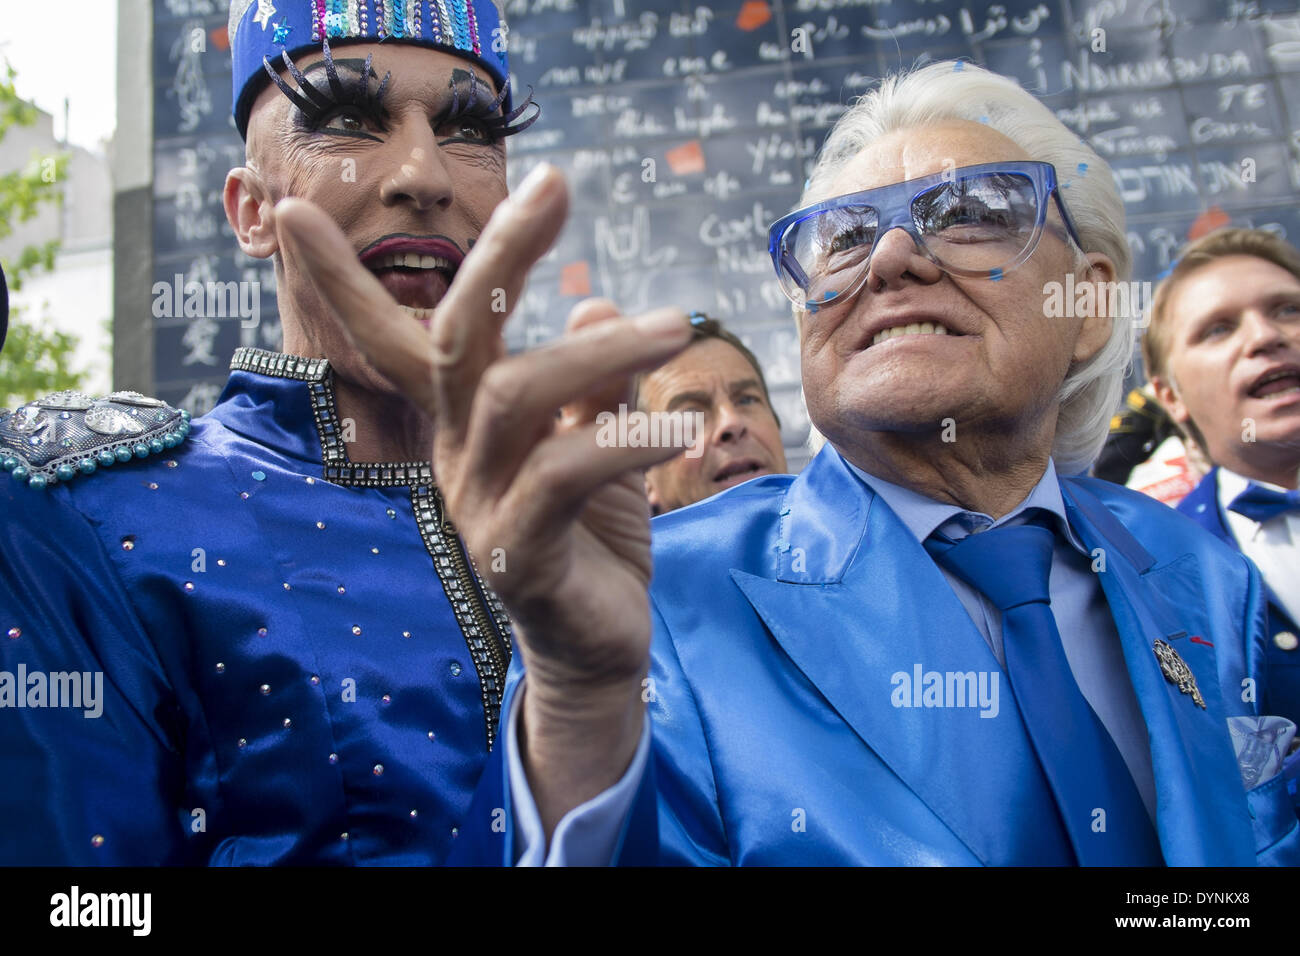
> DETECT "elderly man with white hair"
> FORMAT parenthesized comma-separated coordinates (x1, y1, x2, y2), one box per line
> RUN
(282, 61, 1298, 865)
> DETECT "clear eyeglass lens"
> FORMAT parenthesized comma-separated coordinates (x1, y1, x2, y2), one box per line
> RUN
(913, 172, 1039, 272)
(781, 172, 1042, 305)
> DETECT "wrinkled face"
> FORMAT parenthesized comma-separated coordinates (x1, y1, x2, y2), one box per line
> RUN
(1158, 255, 1300, 467)
(238, 43, 509, 395)
(641, 339, 788, 514)
(799, 120, 1111, 456)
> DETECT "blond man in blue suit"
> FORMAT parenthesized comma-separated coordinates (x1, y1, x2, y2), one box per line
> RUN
(279, 61, 1298, 865)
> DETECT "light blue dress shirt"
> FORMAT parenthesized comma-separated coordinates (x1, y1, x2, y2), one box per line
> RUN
(509, 457, 1159, 863)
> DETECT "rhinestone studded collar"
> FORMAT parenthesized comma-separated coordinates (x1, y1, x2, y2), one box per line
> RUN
(229, 347, 513, 749)
(230, 347, 433, 488)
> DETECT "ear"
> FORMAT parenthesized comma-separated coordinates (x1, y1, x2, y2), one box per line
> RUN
(224, 167, 279, 260)
(1069, 251, 1118, 365)
(1149, 373, 1191, 426)
(644, 469, 662, 515)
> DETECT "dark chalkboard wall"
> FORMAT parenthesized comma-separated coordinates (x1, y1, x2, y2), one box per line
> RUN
(149, 0, 1300, 461)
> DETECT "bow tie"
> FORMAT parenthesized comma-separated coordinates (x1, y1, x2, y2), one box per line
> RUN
(1228, 482, 1300, 523)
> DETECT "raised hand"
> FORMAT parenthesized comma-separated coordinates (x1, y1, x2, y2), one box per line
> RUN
(273, 165, 693, 832)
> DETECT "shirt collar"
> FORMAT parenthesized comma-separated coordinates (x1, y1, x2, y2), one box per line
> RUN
(214, 347, 435, 488)
(842, 454, 1088, 555)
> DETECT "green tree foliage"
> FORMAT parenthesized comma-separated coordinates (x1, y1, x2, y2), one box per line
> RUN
(0, 58, 79, 407)
(0, 311, 83, 406)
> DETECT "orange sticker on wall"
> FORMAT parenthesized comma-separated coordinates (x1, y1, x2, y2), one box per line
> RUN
(560, 261, 592, 297)
(665, 140, 707, 176)
(1187, 205, 1230, 241)
(736, 1, 772, 31)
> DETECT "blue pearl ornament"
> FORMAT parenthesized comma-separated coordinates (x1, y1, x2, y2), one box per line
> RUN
(14, 401, 189, 489)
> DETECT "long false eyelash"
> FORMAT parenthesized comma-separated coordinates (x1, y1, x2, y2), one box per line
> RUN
(446, 71, 541, 139)
(262, 37, 392, 128)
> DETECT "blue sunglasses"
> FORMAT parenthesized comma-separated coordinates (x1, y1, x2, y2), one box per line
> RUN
(768, 161, 1084, 312)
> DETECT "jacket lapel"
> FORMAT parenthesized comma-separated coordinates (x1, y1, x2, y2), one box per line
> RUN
(731, 450, 1072, 865)
(1061, 479, 1257, 865)
(1178, 468, 1235, 547)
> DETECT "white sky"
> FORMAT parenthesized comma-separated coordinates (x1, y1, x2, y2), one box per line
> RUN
(0, 0, 119, 153)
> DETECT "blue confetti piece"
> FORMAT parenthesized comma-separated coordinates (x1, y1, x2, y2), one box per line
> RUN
(823, 290, 836, 300)
(252, 470, 266, 481)
(1076, 162, 1089, 175)
(953, 61, 965, 71)
(989, 268, 1003, 282)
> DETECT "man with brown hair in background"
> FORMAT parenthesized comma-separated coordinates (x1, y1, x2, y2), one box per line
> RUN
(635, 316, 787, 515)
(1144, 227, 1300, 729)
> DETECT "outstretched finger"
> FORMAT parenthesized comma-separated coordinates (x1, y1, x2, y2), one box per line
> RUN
(429, 163, 569, 448)
(559, 298, 637, 430)
(274, 197, 436, 414)
(452, 308, 692, 506)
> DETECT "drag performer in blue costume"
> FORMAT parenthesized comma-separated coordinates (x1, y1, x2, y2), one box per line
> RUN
(0, 0, 537, 865)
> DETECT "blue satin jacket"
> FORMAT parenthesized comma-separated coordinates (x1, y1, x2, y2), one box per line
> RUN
(462, 447, 1299, 866)
(1178, 468, 1300, 728)
(0, 348, 512, 864)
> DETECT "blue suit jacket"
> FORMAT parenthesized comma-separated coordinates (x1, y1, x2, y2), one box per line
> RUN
(1178, 468, 1300, 727)
(461, 448, 1298, 866)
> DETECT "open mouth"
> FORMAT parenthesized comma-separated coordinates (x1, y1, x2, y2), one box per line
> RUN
(713, 459, 766, 484)
(869, 321, 955, 348)
(1247, 366, 1300, 399)
(359, 236, 463, 319)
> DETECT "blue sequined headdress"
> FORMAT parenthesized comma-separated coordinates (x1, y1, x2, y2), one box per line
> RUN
(230, 0, 513, 138)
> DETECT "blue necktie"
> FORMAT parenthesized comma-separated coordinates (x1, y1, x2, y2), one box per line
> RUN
(925, 520, 1164, 866)
(1229, 483, 1300, 523)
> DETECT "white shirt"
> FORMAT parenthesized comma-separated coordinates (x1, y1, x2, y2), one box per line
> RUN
(1217, 467, 1300, 627)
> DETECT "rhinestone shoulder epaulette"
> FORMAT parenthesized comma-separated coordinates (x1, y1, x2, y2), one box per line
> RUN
(0, 390, 190, 490)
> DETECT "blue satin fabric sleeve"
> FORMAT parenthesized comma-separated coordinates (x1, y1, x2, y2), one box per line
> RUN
(449, 650, 659, 866)
(454, 598, 727, 867)
(0, 483, 190, 865)
(506, 680, 650, 866)
(502, 598, 731, 866)
(637, 597, 730, 866)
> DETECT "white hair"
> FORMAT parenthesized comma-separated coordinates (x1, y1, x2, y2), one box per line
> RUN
(798, 60, 1134, 475)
